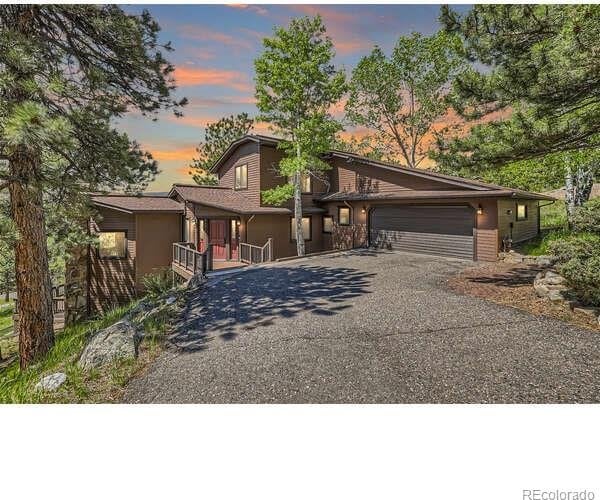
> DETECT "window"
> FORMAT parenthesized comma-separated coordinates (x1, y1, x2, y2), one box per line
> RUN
(288, 173, 312, 193)
(98, 232, 126, 258)
(184, 218, 196, 244)
(516, 203, 528, 221)
(323, 216, 333, 233)
(301, 174, 312, 193)
(338, 206, 351, 225)
(235, 164, 248, 189)
(290, 216, 312, 241)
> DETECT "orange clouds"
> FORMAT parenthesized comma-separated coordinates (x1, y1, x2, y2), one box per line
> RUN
(173, 67, 253, 92)
(150, 147, 197, 163)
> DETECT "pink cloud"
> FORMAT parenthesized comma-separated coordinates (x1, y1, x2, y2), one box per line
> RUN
(178, 25, 254, 51)
(173, 67, 253, 92)
(289, 5, 374, 55)
(228, 4, 269, 16)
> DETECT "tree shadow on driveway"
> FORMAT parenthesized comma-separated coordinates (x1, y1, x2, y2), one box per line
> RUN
(170, 264, 376, 352)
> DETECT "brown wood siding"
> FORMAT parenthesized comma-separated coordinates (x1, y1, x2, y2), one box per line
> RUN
(135, 213, 182, 291)
(259, 143, 330, 210)
(217, 142, 260, 206)
(475, 229, 499, 261)
(498, 199, 539, 244)
(329, 158, 460, 194)
(89, 207, 137, 315)
(244, 214, 323, 259)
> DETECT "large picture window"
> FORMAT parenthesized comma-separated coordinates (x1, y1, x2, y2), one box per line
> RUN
(516, 203, 528, 221)
(338, 206, 351, 226)
(290, 216, 312, 241)
(235, 164, 248, 189)
(98, 232, 126, 258)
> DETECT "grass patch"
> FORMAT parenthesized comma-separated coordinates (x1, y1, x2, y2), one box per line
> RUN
(0, 294, 178, 404)
(518, 229, 572, 256)
(540, 201, 567, 230)
(0, 301, 13, 331)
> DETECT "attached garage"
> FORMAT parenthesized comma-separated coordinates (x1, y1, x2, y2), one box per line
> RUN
(369, 205, 475, 259)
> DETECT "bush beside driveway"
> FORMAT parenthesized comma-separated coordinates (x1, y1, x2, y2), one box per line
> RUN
(124, 250, 600, 403)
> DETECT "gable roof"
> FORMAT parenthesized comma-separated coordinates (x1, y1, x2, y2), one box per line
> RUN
(207, 134, 553, 200)
(91, 195, 184, 214)
(209, 134, 281, 173)
(169, 184, 296, 215)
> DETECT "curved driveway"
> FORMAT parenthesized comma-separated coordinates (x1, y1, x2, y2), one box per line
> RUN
(125, 250, 600, 403)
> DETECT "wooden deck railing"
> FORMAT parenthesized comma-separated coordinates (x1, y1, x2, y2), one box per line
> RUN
(239, 238, 273, 264)
(172, 242, 212, 277)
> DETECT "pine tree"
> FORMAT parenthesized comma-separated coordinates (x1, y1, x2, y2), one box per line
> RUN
(0, 5, 185, 367)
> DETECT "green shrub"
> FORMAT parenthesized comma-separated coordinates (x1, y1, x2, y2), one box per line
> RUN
(559, 255, 600, 306)
(571, 198, 600, 234)
(548, 233, 600, 264)
(142, 268, 173, 297)
(548, 233, 600, 306)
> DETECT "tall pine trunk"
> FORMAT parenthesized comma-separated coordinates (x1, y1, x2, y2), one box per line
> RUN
(8, 147, 54, 368)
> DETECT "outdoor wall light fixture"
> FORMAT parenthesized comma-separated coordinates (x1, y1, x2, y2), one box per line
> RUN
(477, 205, 483, 215)
(506, 209, 513, 215)
(361, 206, 367, 214)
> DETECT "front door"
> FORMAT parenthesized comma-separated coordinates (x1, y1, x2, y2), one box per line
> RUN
(209, 220, 227, 260)
(230, 219, 239, 260)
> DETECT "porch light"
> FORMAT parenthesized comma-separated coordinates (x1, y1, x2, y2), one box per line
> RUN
(477, 205, 483, 215)
(361, 206, 366, 214)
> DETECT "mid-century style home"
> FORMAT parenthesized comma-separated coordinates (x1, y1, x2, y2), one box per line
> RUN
(80, 134, 553, 314)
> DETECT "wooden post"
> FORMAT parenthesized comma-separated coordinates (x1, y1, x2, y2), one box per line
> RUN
(206, 244, 213, 272)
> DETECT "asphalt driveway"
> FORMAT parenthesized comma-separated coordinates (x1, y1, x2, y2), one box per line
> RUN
(125, 250, 600, 403)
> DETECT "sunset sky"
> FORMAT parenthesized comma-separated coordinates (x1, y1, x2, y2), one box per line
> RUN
(118, 4, 469, 191)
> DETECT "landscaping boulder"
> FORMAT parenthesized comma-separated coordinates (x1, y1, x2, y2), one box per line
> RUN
(534, 269, 569, 300)
(78, 319, 139, 370)
(35, 372, 66, 392)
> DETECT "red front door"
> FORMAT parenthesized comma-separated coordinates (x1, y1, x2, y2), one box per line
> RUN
(209, 220, 227, 260)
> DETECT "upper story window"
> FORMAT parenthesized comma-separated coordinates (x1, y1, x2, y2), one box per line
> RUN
(235, 164, 248, 190)
(98, 231, 126, 259)
(288, 173, 312, 194)
(516, 203, 528, 221)
(338, 206, 351, 226)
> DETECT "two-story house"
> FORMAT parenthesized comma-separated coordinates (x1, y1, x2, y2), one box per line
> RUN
(79, 134, 552, 315)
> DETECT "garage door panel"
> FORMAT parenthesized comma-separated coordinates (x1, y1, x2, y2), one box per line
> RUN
(370, 206, 474, 259)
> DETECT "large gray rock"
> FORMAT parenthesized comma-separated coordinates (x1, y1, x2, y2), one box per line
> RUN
(35, 372, 66, 392)
(534, 282, 550, 298)
(548, 290, 565, 302)
(78, 319, 139, 370)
